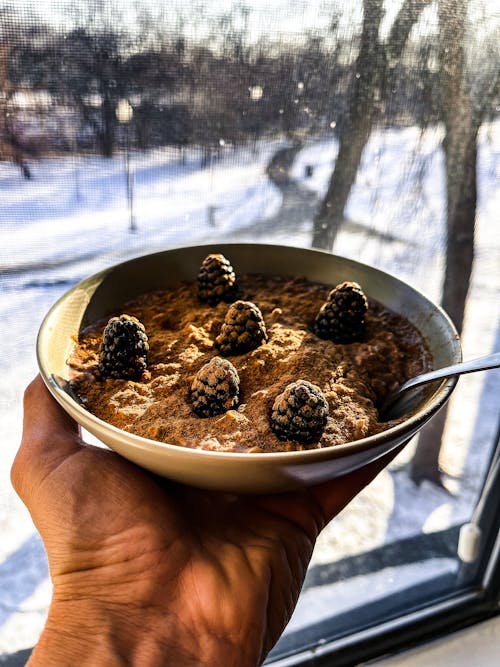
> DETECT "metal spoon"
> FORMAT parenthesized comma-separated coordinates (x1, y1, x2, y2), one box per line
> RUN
(380, 352, 500, 420)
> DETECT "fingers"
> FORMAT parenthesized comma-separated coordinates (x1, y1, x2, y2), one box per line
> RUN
(11, 375, 83, 497)
(252, 444, 407, 541)
(310, 443, 406, 525)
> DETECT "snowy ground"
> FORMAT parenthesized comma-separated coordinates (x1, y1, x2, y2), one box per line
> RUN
(0, 124, 498, 655)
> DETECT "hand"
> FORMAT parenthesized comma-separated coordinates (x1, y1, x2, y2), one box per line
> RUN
(12, 376, 400, 667)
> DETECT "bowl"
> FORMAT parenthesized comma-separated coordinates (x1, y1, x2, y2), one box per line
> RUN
(37, 243, 461, 494)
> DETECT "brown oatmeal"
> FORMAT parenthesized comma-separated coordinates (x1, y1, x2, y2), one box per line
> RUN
(68, 274, 432, 453)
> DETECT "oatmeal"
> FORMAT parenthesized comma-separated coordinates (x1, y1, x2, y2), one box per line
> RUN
(68, 271, 432, 453)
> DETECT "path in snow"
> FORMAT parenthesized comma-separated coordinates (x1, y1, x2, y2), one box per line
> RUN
(227, 137, 412, 247)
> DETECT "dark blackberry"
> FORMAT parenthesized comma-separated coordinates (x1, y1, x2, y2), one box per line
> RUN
(314, 281, 368, 343)
(215, 300, 268, 356)
(271, 380, 329, 444)
(190, 356, 240, 417)
(99, 314, 149, 380)
(197, 253, 238, 306)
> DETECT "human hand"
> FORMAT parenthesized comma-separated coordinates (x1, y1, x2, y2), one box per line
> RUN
(12, 376, 401, 667)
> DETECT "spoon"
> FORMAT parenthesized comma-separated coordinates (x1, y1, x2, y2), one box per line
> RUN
(380, 351, 500, 420)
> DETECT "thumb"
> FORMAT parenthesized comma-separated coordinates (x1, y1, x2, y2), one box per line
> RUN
(11, 375, 82, 498)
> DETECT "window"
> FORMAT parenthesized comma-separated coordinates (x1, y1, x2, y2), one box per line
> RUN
(1, 0, 499, 663)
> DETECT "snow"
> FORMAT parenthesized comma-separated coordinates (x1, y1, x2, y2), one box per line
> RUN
(0, 142, 283, 279)
(0, 122, 499, 654)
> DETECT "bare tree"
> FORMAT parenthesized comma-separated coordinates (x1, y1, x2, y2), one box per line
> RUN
(57, 0, 131, 157)
(0, 8, 33, 177)
(410, 0, 500, 484)
(312, 0, 432, 250)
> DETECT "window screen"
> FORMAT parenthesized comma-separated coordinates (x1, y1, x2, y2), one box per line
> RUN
(0, 0, 499, 660)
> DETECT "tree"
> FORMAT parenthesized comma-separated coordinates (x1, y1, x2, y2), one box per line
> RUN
(6, 4, 128, 158)
(410, 0, 500, 484)
(312, 0, 433, 250)
(47, 0, 134, 157)
(61, 26, 127, 157)
(0, 7, 35, 177)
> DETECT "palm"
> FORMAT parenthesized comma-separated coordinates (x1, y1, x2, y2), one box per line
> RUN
(32, 444, 319, 662)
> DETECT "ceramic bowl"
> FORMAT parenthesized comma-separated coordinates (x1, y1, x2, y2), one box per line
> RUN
(37, 243, 461, 493)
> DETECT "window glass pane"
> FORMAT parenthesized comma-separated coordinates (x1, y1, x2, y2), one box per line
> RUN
(1, 0, 499, 658)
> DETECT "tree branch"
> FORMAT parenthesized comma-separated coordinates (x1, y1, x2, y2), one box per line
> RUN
(386, 0, 434, 61)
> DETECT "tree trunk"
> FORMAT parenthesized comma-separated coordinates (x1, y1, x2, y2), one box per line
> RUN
(441, 134, 477, 333)
(410, 0, 478, 484)
(312, 0, 384, 251)
(100, 94, 115, 158)
(410, 135, 477, 484)
(312, 107, 376, 250)
(311, 0, 432, 251)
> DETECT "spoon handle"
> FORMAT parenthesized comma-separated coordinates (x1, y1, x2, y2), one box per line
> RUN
(398, 351, 500, 395)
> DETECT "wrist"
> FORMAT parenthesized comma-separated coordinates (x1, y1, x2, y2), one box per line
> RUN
(29, 598, 260, 667)
(29, 598, 181, 667)
(29, 599, 152, 667)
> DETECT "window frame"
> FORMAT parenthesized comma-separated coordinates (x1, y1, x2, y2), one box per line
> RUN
(267, 425, 500, 666)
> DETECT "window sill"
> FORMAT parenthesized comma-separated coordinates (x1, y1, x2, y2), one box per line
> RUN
(371, 615, 500, 667)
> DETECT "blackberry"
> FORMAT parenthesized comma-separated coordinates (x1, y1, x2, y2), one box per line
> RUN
(271, 380, 329, 444)
(197, 253, 238, 306)
(99, 314, 149, 380)
(314, 281, 368, 344)
(190, 356, 240, 417)
(215, 300, 268, 356)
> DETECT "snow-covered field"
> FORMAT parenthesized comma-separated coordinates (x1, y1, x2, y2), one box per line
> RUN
(0, 123, 498, 655)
